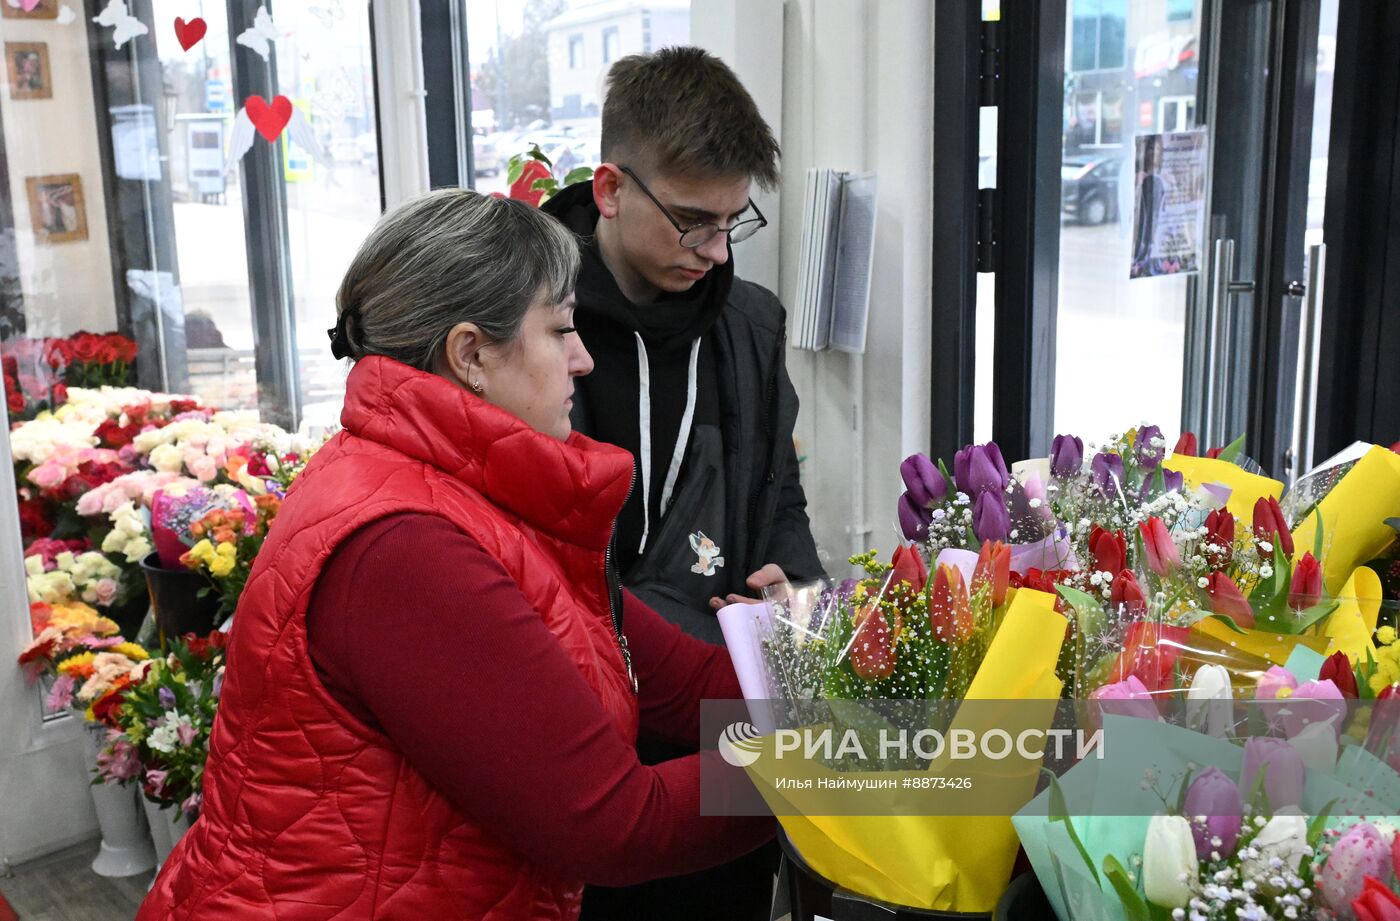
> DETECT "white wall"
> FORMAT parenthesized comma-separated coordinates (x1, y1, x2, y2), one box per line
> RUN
(693, 0, 935, 576)
(0, 10, 117, 337)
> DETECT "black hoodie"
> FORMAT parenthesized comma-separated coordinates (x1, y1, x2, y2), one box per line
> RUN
(543, 180, 730, 572)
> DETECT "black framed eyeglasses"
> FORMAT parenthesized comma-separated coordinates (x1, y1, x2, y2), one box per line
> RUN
(617, 164, 767, 248)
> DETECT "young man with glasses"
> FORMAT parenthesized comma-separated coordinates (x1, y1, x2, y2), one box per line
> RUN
(542, 46, 822, 920)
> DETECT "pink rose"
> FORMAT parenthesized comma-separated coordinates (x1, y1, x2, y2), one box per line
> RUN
(176, 722, 196, 747)
(189, 454, 218, 482)
(28, 460, 68, 490)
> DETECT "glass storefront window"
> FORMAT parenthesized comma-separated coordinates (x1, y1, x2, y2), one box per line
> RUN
(465, 0, 691, 194)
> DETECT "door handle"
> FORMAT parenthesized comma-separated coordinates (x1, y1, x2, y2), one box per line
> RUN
(1291, 243, 1326, 480)
(1203, 238, 1253, 448)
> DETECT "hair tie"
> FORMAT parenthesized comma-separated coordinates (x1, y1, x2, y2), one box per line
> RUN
(328, 309, 356, 360)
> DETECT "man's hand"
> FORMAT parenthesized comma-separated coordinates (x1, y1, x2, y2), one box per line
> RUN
(709, 564, 788, 611)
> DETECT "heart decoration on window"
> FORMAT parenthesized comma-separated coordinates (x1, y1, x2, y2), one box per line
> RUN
(174, 16, 207, 51)
(224, 95, 332, 175)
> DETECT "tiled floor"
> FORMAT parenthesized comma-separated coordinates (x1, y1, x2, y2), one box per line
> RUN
(0, 841, 151, 921)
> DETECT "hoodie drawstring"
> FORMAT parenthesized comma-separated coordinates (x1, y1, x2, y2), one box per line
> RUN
(634, 334, 701, 555)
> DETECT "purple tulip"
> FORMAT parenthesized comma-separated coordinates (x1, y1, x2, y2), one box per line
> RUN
(1183, 767, 1243, 859)
(900, 454, 947, 509)
(1091, 452, 1126, 498)
(1162, 467, 1184, 493)
(898, 492, 932, 542)
(971, 491, 1010, 543)
(1134, 425, 1166, 470)
(1239, 737, 1306, 811)
(1050, 434, 1084, 477)
(1280, 679, 1347, 740)
(954, 443, 1010, 496)
(1090, 675, 1160, 723)
(158, 686, 176, 710)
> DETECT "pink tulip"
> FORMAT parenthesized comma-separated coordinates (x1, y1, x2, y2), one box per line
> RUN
(1090, 675, 1160, 723)
(1323, 823, 1391, 913)
(1281, 679, 1347, 739)
(1139, 517, 1181, 576)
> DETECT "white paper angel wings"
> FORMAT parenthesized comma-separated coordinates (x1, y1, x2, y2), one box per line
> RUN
(224, 96, 332, 176)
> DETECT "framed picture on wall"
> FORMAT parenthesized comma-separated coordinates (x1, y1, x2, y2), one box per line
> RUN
(5, 42, 51, 100)
(0, 0, 59, 20)
(25, 174, 87, 244)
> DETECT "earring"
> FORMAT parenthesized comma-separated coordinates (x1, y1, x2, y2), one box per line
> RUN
(470, 378, 484, 394)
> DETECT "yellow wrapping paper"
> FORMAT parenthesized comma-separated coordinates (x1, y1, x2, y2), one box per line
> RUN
(1191, 616, 1331, 667)
(1163, 454, 1284, 523)
(1292, 445, 1400, 594)
(1323, 567, 1383, 663)
(769, 589, 1067, 912)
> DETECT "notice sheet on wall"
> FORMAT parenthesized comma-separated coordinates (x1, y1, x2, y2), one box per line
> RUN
(1130, 129, 1209, 279)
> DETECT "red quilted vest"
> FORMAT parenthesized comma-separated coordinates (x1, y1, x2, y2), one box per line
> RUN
(137, 356, 639, 920)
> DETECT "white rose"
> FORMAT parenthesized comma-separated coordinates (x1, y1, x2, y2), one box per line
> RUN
(149, 443, 184, 473)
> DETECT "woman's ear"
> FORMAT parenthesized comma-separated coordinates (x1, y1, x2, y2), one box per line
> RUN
(440, 322, 489, 394)
(593, 163, 623, 220)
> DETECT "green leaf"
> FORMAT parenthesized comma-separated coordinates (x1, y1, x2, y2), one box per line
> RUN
(1312, 508, 1327, 561)
(1289, 600, 1340, 635)
(1216, 433, 1247, 464)
(1102, 853, 1151, 921)
(1057, 585, 1108, 638)
(506, 156, 525, 186)
(527, 143, 553, 167)
(1046, 772, 1100, 886)
(1307, 799, 1337, 848)
(1206, 612, 1249, 635)
(530, 177, 557, 194)
(562, 166, 593, 185)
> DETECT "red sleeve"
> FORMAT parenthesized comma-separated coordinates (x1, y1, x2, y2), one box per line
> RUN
(306, 514, 773, 886)
(624, 589, 744, 748)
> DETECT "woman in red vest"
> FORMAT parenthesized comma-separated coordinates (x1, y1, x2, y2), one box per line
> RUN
(137, 189, 774, 920)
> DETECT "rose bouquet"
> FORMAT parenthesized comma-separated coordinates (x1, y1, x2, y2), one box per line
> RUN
(92, 632, 226, 820)
(2, 332, 137, 422)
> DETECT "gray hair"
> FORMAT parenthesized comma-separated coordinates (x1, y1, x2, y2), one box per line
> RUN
(335, 189, 580, 370)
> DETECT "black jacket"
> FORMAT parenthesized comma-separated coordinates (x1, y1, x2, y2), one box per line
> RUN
(544, 182, 823, 645)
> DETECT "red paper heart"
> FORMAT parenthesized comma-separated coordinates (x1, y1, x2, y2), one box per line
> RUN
(174, 17, 207, 51)
(245, 94, 293, 143)
(20, 0, 43, 11)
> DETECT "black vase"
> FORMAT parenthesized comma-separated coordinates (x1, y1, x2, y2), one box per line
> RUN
(992, 873, 1053, 921)
(776, 830, 993, 921)
(139, 552, 221, 638)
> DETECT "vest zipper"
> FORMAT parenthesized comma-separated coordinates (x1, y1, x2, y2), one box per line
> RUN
(605, 469, 639, 695)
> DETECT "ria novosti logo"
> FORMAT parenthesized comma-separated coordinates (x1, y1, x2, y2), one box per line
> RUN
(717, 722, 764, 767)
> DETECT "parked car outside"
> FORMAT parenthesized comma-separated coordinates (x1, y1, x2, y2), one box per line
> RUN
(473, 135, 501, 177)
(1061, 155, 1123, 225)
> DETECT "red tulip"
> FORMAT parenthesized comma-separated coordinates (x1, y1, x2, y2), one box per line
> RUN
(1207, 572, 1254, 628)
(1320, 651, 1360, 699)
(1205, 446, 1225, 459)
(1203, 509, 1235, 567)
(1111, 620, 1191, 691)
(929, 564, 973, 642)
(890, 544, 929, 594)
(1139, 517, 1181, 577)
(1289, 551, 1323, 610)
(1173, 432, 1198, 456)
(849, 605, 896, 681)
(1089, 526, 1128, 579)
(1110, 570, 1147, 612)
(509, 159, 552, 207)
(1353, 876, 1400, 921)
(1252, 496, 1295, 559)
(972, 540, 1011, 606)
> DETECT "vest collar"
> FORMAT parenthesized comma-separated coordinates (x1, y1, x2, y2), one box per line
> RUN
(341, 356, 634, 552)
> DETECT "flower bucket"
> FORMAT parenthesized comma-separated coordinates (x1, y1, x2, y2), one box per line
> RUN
(142, 796, 173, 866)
(140, 551, 220, 637)
(82, 725, 156, 877)
(776, 831, 992, 921)
(991, 873, 1051, 921)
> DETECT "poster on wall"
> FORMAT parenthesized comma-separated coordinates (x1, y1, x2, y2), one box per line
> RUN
(25, 174, 88, 244)
(1130, 129, 1209, 279)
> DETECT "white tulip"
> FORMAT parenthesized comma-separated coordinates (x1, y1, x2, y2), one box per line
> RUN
(1288, 718, 1339, 775)
(1187, 664, 1234, 737)
(1143, 814, 1198, 908)
(1242, 814, 1310, 886)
